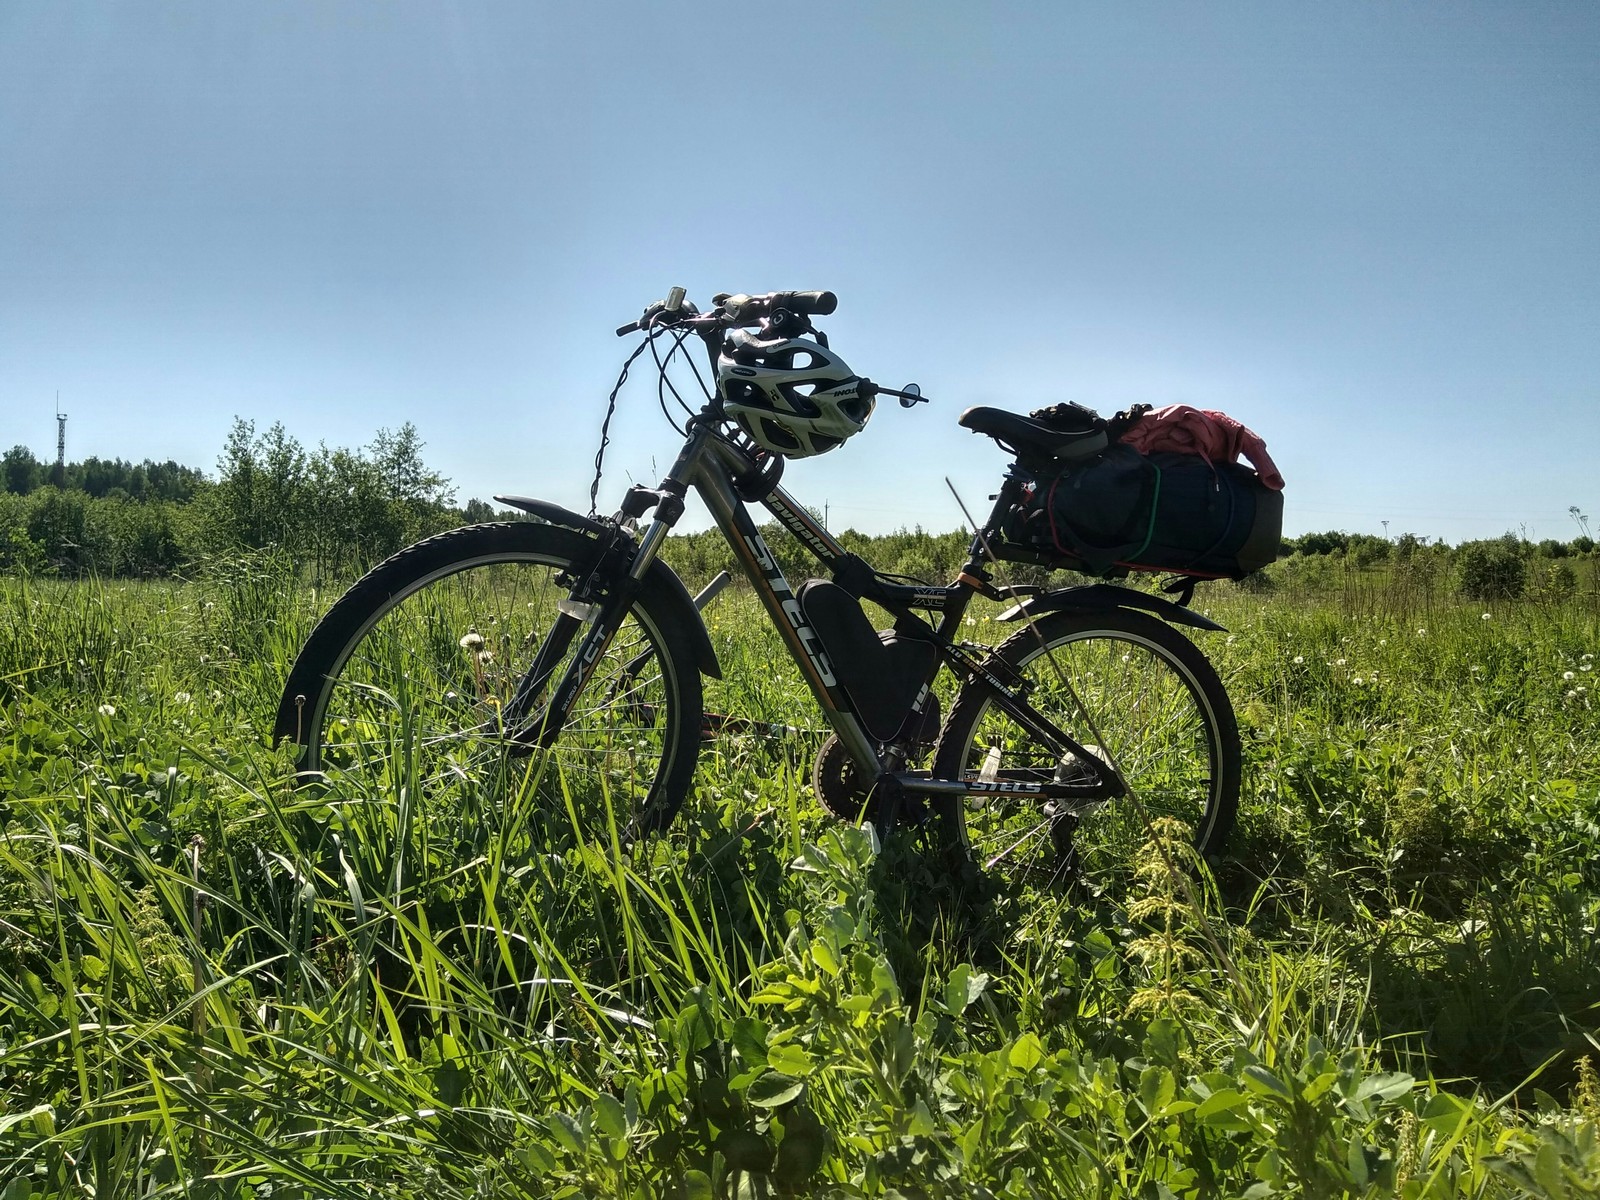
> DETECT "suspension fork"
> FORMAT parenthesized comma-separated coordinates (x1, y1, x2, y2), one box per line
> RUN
(517, 434, 708, 746)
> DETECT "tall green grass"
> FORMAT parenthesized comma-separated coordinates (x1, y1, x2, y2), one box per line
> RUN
(1, 563, 1597, 1197)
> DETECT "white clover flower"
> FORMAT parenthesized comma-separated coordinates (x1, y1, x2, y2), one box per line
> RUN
(1583, 653, 1594, 661)
(459, 632, 485, 651)
(1378, 639, 1387, 646)
(1481, 612, 1492, 621)
(1582, 663, 1592, 672)
(173, 691, 192, 704)
(1334, 658, 1347, 667)
(1353, 677, 1364, 686)
(1417, 628, 1427, 637)
(209, 689, 223, 703)
(1568, 690, 1580, 701)
(1293, 655, 1305, 664)
(97, 704, 116, 717)
(1564, 671, 1576, 682)
(965, 617, 977, 626)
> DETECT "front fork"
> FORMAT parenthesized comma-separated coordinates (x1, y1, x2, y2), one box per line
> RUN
(511, 481, 690, 747)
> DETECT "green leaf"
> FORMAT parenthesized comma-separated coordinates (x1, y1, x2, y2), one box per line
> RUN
(1195, 1089, 1248, 1119)
(1534, 1140, 1567, 1200)
(1302, 1071, 1339, 1103)
(1241, 1065, 1292, 1100)
(1139, 1065, 1176, 1116)
(747, 1073, 805, 1108)
(1420, 1091, 1473, 1134)
(774, 1107, 827, 1183)
(768, 1043, 815, 1078)
(1346, 1132, 1369, 1187)
(684, 1170, 713, 1200)
(732, 1016, 769, 1069)
(519, 1142, 557, 1174)
(1008, 1033, 1044, 1071)
(718, 1127, 773, 1172)
(811, 938, 840, 976)
(592, 1093, 626, 1139)
(1352, 1071, 1414, 1103)
(942, 963, 989, 1014)
(547, 1112, 585, 1153)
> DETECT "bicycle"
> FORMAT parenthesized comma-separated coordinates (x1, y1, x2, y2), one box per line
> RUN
(274, 288, 1240, 897)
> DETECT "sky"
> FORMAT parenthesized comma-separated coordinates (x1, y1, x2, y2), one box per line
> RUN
(2, 2, 1596, 544)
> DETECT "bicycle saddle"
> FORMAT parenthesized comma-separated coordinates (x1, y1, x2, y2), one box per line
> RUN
(958, 406, 1108, 462)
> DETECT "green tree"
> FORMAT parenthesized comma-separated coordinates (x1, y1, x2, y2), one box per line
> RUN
(3, 445, 42, 495)
(1455, 534, 1528, 601)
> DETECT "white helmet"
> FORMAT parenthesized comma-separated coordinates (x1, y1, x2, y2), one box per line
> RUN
(717, 330, 874, 458)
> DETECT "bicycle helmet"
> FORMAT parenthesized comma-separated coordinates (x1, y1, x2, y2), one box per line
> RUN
(717, 330, 874, 458)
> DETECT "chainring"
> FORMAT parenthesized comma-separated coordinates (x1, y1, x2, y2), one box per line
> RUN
(812, 734, 878, 823)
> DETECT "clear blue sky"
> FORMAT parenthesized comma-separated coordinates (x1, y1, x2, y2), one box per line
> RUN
(3, 2, 1596, 543)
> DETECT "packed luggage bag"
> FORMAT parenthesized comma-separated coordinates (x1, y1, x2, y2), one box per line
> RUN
(999, 404, 1285, 580)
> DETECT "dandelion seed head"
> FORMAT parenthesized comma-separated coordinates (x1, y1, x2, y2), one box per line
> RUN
(173, 691, 192, 704)
(1564, 671, 1577, 682)
(459, 632, 485, 651)
(97, 703, 116, 717)
(1293, 655, 1305, 665)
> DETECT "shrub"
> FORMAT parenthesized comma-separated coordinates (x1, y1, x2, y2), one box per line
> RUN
(1455, 535, 1528, 601)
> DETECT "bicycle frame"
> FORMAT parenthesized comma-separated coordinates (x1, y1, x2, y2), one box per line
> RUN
(533, 417, 1126, 813)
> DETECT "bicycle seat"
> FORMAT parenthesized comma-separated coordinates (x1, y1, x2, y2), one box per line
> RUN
(958, 406, 1108, 462)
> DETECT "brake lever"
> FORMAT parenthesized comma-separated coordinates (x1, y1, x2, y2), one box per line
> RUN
(615, 288, 699, 337)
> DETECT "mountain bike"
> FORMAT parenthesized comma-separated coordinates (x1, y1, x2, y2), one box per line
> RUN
(274, 289, 1240, 895)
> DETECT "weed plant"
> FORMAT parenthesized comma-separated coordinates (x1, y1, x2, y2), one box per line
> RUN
(1, 563, 1597, 1197)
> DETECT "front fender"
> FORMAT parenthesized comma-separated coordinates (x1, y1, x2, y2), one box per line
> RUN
(495, 495, 723, 679)
(996, 582, 1226, 633)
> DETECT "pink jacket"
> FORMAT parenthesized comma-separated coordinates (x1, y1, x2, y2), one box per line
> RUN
(1116, 405, 1285, 490)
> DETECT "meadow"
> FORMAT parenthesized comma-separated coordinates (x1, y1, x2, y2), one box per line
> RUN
(1, 550, 1597, 1198)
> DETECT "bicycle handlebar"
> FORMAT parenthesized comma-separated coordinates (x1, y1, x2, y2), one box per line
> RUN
(616, 289, 837, 337)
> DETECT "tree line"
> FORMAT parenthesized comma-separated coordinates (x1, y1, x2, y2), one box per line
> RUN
(0, 420, 476, 579)
(1, 424, 1594, 605)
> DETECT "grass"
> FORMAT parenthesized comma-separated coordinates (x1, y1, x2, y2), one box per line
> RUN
(0, 557, 1598, 1198)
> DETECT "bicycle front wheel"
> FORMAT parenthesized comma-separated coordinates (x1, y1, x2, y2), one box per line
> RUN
(931, 608, 1239, 892)
(275, 522, 704, 841)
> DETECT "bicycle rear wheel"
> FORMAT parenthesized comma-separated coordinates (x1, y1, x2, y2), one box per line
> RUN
(931, 608, 1239, 894)
(275, 522, 703, 842)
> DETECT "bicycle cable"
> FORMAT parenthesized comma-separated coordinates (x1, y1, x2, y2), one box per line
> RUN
(589, 335, 655, 518)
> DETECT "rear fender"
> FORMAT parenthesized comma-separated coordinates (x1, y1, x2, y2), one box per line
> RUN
(995, 583, 1226, 633)
(495, 495, 723, 678)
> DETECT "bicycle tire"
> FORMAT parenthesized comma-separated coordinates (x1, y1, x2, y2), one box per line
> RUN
(931, 608, 1239, 891)
(275, 522, 703, 840)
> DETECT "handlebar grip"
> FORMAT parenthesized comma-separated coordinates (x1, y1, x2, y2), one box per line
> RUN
(615, 320, 641, 337)
(780, 290, 837, 316)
